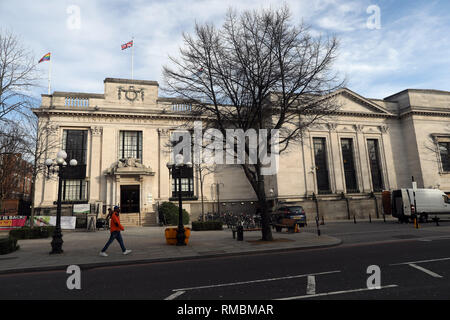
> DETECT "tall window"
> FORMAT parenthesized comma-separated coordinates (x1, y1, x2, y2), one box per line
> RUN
(63, 130, 87, 165)
(341, 138, 359, 193)
(172, 174, 194, 198)
(62, 130, 87, 196)
(170, 132, 194, 199)
(439, 142, 450, 172)
(367, 139, 383, 192)
(119, 131, 142, 160)
(313, 137, 331, 194)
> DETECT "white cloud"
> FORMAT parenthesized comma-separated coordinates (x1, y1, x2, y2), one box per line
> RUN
(1, 0, 449, 101)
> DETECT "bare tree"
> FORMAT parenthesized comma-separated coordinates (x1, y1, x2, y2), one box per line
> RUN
(163, 6, 344, 240)
(0, 120, 30, 210)
(195, 162, 217, 221)
(18, 110, 61, 225)
(0, 30, 39, 121)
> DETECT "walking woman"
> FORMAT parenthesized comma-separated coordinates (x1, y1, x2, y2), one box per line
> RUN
(99, 206, 132, 256)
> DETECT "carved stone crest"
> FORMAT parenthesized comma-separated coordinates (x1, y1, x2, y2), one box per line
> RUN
(105, 158, 154, 176)
(118, 86, 145, 102)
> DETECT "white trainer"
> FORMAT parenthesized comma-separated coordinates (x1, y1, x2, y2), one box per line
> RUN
(123, 249, 132, 255)
(99, 251, 108, 257)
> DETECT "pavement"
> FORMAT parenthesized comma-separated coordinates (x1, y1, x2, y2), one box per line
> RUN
(0, 224, 341, 274)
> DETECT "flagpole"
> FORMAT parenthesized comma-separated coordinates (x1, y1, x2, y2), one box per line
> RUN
(48, 55, 52, 95)
(131, 36, 134, 80)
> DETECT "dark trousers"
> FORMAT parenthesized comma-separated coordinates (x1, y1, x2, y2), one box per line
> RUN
(101, 231, 126, 252)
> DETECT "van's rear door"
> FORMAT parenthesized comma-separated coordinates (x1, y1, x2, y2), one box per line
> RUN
(403, 189, 412, 217)
(392, 190, 402, 217)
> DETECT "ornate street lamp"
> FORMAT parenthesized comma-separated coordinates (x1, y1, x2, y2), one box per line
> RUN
(45, 150, 77, 254)
(167, 154, 192, 246)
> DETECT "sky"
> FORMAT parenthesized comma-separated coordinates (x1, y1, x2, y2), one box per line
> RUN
(1, 0, 450, 100)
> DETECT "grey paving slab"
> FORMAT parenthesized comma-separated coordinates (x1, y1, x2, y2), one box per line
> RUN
(0, 226, 341, 274)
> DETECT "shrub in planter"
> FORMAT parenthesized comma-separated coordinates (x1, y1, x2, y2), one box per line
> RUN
(9, 226, 56, 240)
(0, 237, 19, 255)
(159, 201, 189, 225)
(192, 221, 223, 231)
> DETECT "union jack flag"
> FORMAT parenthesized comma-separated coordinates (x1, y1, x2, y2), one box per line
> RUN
(121, 40, 133, 50)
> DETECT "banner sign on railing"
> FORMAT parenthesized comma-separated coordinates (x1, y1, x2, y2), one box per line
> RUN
(0, 216, 28, 230)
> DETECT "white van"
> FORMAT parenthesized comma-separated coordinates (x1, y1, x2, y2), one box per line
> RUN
(391, 188, 450, 222)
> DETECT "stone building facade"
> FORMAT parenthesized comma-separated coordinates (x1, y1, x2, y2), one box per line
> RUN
(32, 78, 450, 225)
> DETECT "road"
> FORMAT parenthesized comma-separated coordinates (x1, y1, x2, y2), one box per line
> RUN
(2, 220, 450, 300)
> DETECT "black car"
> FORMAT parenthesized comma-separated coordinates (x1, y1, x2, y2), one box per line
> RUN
(273, 206, 307, 227)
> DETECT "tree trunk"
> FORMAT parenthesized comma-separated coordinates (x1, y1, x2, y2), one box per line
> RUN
(29, 172, 37, 227)
(257, 170, 273, 241)
(200, 178, 205, 222)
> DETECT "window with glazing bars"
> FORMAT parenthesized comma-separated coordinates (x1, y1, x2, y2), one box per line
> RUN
(439, 142, 450, 172)
(62, 130, 87, 165)
(172, 177, 194, 198)
(367, 139, 383, 192)
(119, 131, 142, 160)
(341, 138, 359, 193)
(313, 137, 331, 194)
(62, 179, 86, 201)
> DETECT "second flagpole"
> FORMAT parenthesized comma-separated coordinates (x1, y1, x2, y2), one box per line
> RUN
(131, 36, 134, 80)
(48, 55, 52, 95)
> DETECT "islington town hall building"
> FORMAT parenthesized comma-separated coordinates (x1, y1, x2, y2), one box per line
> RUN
(32, 78, 450, 226)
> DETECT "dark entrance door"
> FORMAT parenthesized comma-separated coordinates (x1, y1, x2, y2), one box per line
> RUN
(120, 185, 140, 213)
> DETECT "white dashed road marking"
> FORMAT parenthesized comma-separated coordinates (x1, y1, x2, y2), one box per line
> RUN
(275, 285, 398, 300)
(164, 290, 186, 300)
(407, 263, 443, 278)
(306, 275, 316, 295)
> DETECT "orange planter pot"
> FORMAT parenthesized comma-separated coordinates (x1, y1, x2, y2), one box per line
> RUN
(165, 227, 191, 245)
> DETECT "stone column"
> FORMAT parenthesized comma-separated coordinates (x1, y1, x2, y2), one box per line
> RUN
(114, 175, 120, 207)
(379, 125, 395, 190)
(302, 131, 316, 196)
(89, 126, 103, 201)
(158, 128, 171, 200)
(328, 123, 344, 193)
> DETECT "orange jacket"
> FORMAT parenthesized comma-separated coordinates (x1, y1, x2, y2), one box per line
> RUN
(110, 212, 124, 232)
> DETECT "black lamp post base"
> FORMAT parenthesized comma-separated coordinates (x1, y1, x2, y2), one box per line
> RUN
(50, 228, 64, 254)
(176, 227, 186, 246)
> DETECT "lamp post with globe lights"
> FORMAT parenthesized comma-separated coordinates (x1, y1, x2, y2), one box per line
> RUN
(45, 150, 77, 254)
(166, 154, 192, 246)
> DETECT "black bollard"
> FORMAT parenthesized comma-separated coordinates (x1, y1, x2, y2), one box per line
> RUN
(354, 215, 356, 224)
(369, 214, 372, 223)
(315, 216, 321, 236)
(321, 216, 325, 225)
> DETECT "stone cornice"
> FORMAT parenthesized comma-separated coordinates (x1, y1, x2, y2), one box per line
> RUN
(384, 88, 450, 101)
(52, 91, 105, 99)
(104, 78, 159, 86)
(33, 108, 205, 121)
(399, 109, 450, 119)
